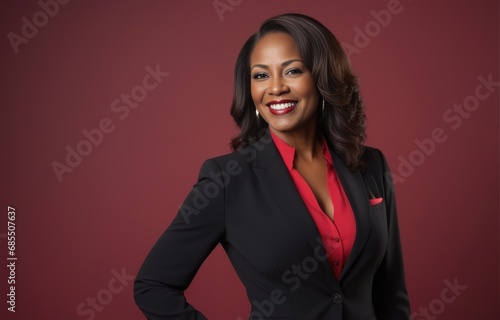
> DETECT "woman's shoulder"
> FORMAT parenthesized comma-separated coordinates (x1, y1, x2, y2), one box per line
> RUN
(202, 133, 276, 169)
(362, 145, 384, 161)
(201, 143, 265, 171)
(359, 145, 394, 179)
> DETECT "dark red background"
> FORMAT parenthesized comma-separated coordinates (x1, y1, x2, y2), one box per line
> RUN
(1, 0, 498, 319)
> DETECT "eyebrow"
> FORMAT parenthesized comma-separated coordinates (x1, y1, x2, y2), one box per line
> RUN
(250, 59, 303, 71)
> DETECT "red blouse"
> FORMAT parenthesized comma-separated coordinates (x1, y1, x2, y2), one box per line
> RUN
(271, 130, 357, 280)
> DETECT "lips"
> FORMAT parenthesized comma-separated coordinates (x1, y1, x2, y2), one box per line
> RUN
(266, 99, 298, 115)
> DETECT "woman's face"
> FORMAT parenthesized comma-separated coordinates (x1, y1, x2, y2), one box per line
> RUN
(250, 32, 319, 137)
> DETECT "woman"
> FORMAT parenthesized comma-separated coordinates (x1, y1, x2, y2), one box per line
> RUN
(134, 13, 410, 319)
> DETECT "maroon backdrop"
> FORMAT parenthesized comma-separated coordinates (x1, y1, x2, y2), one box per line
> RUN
(1, 0, 498, 319)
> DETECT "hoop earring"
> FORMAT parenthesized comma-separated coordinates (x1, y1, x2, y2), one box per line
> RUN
(256, 109, 260, 118)
(322, 99, 325, 112)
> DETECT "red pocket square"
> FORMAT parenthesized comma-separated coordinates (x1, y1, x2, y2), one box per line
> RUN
(369, 197, 383, 206)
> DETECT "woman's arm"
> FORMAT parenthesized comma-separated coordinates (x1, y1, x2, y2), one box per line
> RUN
(372, 149, 411, 319)
(134, 159, 226, 319)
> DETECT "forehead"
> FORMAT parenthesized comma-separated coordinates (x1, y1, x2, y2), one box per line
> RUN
(250, 32, 301, 65)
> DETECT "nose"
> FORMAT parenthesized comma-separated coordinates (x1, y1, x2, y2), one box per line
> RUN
(268, 76, 289, 95)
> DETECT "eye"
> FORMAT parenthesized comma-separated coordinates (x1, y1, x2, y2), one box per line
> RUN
(252, 73, 268, 80)
(286, 68, 303, 76)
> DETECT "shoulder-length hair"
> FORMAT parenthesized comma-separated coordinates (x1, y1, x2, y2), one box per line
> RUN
(230, 13, 367, 171)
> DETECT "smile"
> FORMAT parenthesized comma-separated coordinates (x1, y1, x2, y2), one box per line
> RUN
(266, 100, 297, 115)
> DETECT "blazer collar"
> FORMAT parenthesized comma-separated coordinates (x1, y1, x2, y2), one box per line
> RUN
(251, 128, 372, 284)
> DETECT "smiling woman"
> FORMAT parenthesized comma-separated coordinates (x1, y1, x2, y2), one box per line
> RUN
(134, 13, 410, 320)
(250, 33, 319, 137)
(230, 14, 366, 172)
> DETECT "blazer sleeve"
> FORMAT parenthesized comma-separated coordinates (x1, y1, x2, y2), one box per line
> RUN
(372, 149, 411, 319)
(134, 159, 226, 320)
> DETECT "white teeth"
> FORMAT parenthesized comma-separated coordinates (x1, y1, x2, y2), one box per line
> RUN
(269, 102, 296, 110)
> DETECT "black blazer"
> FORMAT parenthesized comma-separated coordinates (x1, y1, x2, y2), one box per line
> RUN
(134, 129, 410, 319)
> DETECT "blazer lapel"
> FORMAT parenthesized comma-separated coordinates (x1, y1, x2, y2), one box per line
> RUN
(328, 146, 372, 282)
(251, 129, 339, 289)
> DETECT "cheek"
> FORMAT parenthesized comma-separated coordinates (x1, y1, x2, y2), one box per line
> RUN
(250, 84, 264, 103)
(307, 89, 320, 106)
(296, 78, 318, 103)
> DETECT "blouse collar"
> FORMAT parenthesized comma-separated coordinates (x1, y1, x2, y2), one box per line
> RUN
(270, 129, 334, 171)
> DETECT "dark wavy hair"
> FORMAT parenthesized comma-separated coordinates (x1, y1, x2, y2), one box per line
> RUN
(229, 13, 367, 171)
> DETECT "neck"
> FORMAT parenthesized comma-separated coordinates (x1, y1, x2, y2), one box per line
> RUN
(271, 125, 322, 163)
